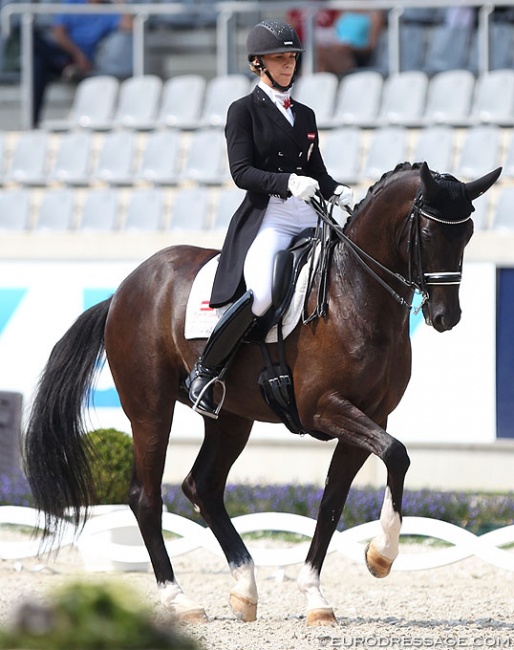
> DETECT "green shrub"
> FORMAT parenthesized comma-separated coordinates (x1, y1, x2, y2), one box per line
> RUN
(0, 581, 199, 649)
(84, 428, 133, 505)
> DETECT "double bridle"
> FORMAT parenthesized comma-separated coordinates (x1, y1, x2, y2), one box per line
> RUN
(309, 191, 472, 318)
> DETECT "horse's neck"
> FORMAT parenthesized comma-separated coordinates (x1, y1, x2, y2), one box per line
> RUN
(331, 193, 415, 327)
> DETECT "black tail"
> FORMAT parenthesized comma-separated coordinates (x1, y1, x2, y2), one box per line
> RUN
(24, 298, 113, 535)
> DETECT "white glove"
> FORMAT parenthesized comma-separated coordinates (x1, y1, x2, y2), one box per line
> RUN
(333, 184, 354, 209)
(288, 174, 320, 201)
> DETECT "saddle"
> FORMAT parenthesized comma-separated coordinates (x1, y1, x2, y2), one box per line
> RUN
(254, 228, 332, 442)
(249, 227, 317, 341)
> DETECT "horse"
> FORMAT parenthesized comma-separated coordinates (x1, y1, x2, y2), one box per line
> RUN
(24, 161, 500, 626)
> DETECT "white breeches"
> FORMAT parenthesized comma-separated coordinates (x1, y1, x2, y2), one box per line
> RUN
(243, 196, 319, 316)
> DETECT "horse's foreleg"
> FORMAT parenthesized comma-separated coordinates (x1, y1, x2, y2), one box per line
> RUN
(129, 414, 208, 623)
(298, 443, 370, 626)
(182, 413, 257, 622)
(310, 398, 410, 581)
(365, 438, 408, 578)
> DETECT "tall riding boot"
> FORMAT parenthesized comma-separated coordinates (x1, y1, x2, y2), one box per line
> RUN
(186, 291, 256, 419)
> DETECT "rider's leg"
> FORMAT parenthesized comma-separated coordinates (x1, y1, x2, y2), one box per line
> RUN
(187, 291, 256, 418)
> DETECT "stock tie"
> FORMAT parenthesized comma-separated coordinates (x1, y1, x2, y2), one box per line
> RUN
(275, 92, 292, 110)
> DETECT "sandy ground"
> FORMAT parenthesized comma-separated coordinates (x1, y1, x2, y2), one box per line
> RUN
(1, 539, 514, 650)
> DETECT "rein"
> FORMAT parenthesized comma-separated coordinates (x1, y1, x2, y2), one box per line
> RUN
(308, 191, 472, 318)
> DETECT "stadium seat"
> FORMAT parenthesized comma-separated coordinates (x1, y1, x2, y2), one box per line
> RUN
(35, 188, 75, 230)
(124, 188, 165, 231)
(423, 25, 473, 75)
(470, 192, 491, 231)
(378, 71, 428, 126)
(48, 131, 93, 186)
(112, 75, 162, 130)
(399, 24, 427, 72)
(93, 131, 136, 185)
(3, 130, 48, 185)
(412, 126, 454, 173)
(0, 132, 6, 176)
(294, 72, 339, 128)
(453, 126, 501, 180)
(330, 71, 383, 127)
(200, 75, 250, 127)
(79, 188, 119, 230)
(502, 132, 514, 180)
(490, 23, 514, 70)
(422, 69, 475, 126)
(360, 127, 409, 181)
(469, 70, 514, 126)
(212, 187, 245, 230)
(181, 129, 229, 185)
(138, 130, 182, 185)
(0, 189, 31, 230)
(43, 76, 119, 131)
(322, 127, 362, 184)
(491, 187, 514, 231)
(169, 187, 210, 230)
(157, 75, 206, 129)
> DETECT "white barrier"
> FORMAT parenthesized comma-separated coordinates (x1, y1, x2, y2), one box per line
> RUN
(1, 506, 513, 572)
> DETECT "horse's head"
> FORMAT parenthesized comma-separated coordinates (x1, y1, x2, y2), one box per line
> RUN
(415, 162, 501, 332)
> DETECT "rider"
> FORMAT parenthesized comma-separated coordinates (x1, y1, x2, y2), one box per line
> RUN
(187, 19, 353, 418)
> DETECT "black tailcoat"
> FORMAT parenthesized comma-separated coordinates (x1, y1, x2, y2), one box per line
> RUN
(210, 85, 339, 308)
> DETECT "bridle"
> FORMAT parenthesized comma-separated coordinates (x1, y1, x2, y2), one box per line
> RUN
(309, 190, 472, 318)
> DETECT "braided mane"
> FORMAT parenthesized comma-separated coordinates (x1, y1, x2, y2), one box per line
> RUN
(355, 162, 422, 211)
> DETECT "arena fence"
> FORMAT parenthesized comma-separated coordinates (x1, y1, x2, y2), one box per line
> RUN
(1, 505, 513, 573)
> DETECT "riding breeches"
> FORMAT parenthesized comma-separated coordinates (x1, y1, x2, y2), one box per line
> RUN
(243, 196, 319, 317)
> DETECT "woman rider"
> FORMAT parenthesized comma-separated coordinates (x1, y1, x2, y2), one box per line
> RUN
(187, 19, 353, 418)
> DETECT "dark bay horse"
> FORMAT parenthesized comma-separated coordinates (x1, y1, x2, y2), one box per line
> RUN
(24, 162, 500, 625)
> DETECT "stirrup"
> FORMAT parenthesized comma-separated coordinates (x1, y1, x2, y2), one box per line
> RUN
(191, 376, 227, 419)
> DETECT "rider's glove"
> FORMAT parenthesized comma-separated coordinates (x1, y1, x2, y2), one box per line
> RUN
(288, 174, 320, 201)
(333, 184, 354, 209)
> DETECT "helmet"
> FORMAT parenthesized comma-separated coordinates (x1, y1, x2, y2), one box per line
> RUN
(246, 20, 303, 61)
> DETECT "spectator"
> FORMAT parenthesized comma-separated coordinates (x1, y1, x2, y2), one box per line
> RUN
(316, 8, 386, 76)
(32, 0, 133, 127)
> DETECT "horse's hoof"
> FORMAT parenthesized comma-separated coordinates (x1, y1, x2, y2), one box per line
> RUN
(365, 541, 393, 578)
(177, 608, 209, 624)
(229, 592, 257, 622)
(306, 608, 338, 626)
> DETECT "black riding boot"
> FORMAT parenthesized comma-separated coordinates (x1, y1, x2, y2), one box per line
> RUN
(186, 290, 256, 418)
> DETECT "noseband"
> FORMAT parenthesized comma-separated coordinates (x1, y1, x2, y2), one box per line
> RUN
(309, 190, 472, 317)
(407, 192, 472, 298)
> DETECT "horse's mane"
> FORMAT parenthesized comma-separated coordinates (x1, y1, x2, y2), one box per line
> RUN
(354, 162, 423, 212)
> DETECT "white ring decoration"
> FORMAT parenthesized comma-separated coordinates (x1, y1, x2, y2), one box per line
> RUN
(1, 506, 513, 571)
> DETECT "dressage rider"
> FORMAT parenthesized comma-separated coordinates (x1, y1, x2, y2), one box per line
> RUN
(187, 19, 354, 418)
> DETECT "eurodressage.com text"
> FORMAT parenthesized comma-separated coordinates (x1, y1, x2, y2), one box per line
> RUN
(317, 636, 514, 648)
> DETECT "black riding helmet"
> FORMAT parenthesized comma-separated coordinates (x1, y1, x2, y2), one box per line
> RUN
(246, 20, 304, 91)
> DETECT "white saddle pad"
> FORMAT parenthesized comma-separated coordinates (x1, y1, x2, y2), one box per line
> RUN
(184, 251, 318, 343)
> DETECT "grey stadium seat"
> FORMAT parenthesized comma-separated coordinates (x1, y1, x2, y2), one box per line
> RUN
(157, 75, 206, 129)
(330, 71, 383, 127)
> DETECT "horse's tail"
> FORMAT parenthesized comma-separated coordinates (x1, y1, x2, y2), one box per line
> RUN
(24, 297, 113, 535)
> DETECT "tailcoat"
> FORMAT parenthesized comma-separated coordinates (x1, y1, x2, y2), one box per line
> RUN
(210, 84, 339, 308)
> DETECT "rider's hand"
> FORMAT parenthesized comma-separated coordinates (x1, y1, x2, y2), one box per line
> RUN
(288, 174, 320, 201)
(333, 184, 354, 209)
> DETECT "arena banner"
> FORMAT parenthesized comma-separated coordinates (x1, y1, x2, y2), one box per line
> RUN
(0, 260, 497, 443)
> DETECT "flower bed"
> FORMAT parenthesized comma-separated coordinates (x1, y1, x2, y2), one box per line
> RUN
(3, 472, 513, 535)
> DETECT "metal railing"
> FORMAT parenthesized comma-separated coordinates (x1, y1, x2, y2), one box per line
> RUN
(1, 1, 512, 129)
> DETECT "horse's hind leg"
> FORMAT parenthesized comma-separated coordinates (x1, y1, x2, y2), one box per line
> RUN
(182, 412, 257, 622)
(129, 412, 208, 623)
(298, 442, 370, 626)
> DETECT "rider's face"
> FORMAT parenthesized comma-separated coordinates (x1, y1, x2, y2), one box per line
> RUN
(260, 52, 297, 87)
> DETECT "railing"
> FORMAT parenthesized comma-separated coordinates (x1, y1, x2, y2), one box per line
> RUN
(1, 1, 512, 130)
(1, 505, 514, 573)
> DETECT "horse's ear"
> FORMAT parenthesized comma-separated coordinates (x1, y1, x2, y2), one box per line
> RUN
(419, 161, 440, 202)
(465, 167, 502, 201)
